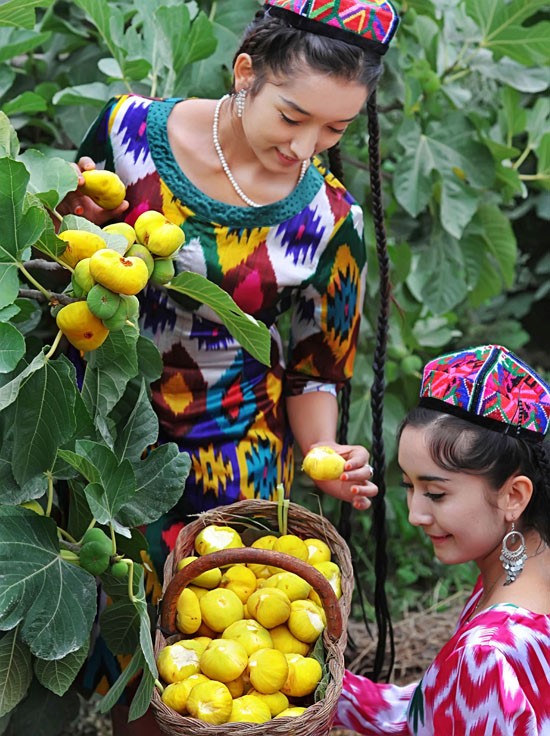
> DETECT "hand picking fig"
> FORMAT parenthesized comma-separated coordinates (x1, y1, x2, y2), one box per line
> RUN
(301, 446, 345, 481)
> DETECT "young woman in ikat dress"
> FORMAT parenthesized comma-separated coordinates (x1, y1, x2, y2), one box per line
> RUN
(61, 0, 401, 574)
(59, 2, 400, 733)
(336, 344, 550, 736)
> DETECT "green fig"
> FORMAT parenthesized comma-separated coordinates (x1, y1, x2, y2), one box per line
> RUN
(79, 541, 111, 576)
(71, 257, 95, 297)
(150, 257, 175, 286)
(110, 560, 129, 579)
(82, 527, 113, 555)
(102, 298, 130, 331)
(87, 283, 123, 320)
(123, 294, 140, 322)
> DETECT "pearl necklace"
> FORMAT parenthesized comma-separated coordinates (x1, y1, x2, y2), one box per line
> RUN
(212, 94, 308, 208)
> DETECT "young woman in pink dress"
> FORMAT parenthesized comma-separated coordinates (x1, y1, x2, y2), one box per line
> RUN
(336, 343, 550, 735)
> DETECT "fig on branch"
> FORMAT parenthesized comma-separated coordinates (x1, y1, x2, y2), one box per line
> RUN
(134, 210, 185, 257)
(81, 170, 126, 210)
(125, 243, 155, 276)
(123, 294, 140, 321)
(56, 301, 109, 352)
(82, 527, 112, 555)
(110, 560, 129, 579)
(150, 257, 175, 286)
(58, 230, 107, 269)
(102, 298, 131, 331)
(147, 223, 185, 257)
(103, 222, 136, 248)
(87, 284, 124, 320)
(71, 257, 95, 297)
(79, 541, 111, 576)
(89, 248, 149, 295)
(134, 210, 166, 244)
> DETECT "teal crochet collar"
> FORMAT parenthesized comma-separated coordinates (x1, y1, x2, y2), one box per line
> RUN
(147, 98, 322, 226)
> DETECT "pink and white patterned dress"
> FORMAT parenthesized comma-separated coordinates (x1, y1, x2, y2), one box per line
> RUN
(336, 578, 550, 735)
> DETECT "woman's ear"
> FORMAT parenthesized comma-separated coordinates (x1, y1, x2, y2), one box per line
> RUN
(233, 53, 255, 92)
(502, 475, 533, 522)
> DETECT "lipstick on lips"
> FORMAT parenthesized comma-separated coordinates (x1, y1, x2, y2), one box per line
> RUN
(276, 149, 301, 167)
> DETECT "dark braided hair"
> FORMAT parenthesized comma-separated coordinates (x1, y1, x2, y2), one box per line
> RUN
(233, 10, 395, 681)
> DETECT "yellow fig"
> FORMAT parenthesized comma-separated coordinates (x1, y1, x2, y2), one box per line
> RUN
(199, 638, 248, 682)
(58, 230, 107, 269)
(156, 642, 200, 684)
(221, 619, 273, 656)
(246, 689, 289, 717)
(262, 572, 311, 602)
(176, 556, 222, 589)
(282, 653, 323, 698)
(228, 695, 272, 723)
(269, 624, 311, 656)
(246, 588, 291, 629)
(56, 301, 109, 352)
(248, 647, 289, 694)
(287, 599, 326, 643)
(134, 210, 167, 244)
(161, 674, 208, 715)
(304, 537, 332, 565)
(81, 169, 126, 210)
(185, 680, 233, 725)
(102, 222, 136, 248)
(146, 222, 185, 257)
(275, 706, 307, 718)
(194, 525, 244, 556)
(89, 248, 149, 295)
(176, 587, 202, 635)
(199, 588, 244, 632)
(219, 564, 257, 602)
(302, 446, 346, 481)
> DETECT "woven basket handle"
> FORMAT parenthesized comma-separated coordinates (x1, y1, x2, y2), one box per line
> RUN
(160, 547, 343, 641)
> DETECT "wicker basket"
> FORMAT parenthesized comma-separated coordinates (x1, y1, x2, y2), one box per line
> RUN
(151, 499, 353, 736)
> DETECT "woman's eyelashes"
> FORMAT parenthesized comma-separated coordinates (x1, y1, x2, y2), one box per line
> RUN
(400, 481, 444, 502)
(280, 112, 299, 126)
(279, 112, 346, 135)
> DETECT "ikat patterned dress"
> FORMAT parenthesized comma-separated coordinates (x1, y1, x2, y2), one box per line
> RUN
(336, 577, 550, 735)
(78, 94, 366, 571)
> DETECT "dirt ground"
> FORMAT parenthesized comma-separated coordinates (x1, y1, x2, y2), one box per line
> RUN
(63, 596, 465, 736)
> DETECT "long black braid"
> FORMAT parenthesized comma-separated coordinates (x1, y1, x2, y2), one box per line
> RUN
(331, 95, 395, 680)
(365, 91, 395, 681)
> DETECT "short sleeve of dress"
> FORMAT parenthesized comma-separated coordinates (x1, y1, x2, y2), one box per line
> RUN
(284, 199, 367, 397)
(431, 644, 540, 735)
(335, 669, 416, 735)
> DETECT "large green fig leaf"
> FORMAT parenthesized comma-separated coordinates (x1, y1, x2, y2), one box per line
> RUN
(34, 643, 89, 697)
(0, 629, 32, 718)
(0, 507, 97, 660)
(168, 272, 272, 366)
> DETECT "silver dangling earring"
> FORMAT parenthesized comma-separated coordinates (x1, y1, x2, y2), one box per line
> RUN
(499, 522, 527, 586)
(235, 88, 247, 118)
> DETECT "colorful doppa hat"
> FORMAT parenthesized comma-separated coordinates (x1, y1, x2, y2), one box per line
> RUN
(264, 0, 400, 55)
(419, 344, 550, 442)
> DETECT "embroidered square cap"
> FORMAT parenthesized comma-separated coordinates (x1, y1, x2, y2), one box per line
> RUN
(419, 344, 550, 442)
(264, 0, 400, 55)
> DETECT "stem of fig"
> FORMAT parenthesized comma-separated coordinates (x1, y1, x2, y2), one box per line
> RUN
(45, 471, 54, 516)
(44, 330, 63, 361)
(18, 261, 53, 300)
(58, 527, 78, 544)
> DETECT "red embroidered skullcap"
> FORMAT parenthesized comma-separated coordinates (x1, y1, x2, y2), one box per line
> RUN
(264, 0, 400, 55)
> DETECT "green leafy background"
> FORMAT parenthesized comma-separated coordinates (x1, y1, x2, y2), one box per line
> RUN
(0, 0, 548, 733)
